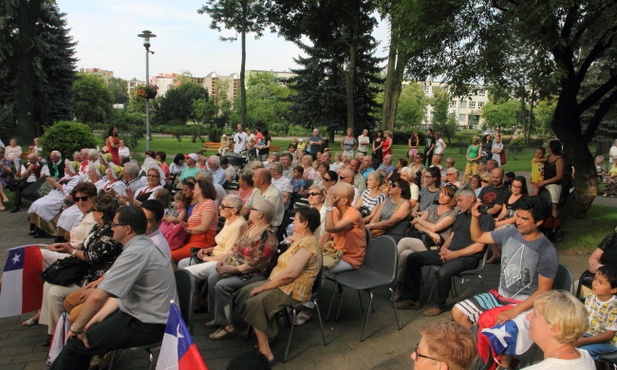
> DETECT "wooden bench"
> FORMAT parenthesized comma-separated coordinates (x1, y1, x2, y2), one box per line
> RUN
(200, 142, 222, 155)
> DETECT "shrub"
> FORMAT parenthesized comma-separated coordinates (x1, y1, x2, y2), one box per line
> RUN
(41, 121, 97, 159)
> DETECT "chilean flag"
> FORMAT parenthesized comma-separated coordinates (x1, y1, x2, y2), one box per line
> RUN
(0, 245, 44, 318)
(156, 301, 207, 370)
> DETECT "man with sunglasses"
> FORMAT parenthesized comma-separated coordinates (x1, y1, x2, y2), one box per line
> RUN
(51, 206, 177, 370)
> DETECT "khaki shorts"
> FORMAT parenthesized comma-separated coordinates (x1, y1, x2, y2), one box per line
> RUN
(545, 184, 562, 203)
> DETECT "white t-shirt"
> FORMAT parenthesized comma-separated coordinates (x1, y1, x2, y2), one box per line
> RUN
(521, 349, 594, 370)
(358, 135, 370, 153)
(233, 131, 249, 154)
(609, 145, 617, 163)
(434, 138, 446, 154)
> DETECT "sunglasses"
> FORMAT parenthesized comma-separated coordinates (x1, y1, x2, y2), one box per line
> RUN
(220, 204, 234, 209)
(339, 176, 348, 180)
(323, 177, 332, 182)
(74, 196, 90, 202)
(388, 182, 398, 188)
(308, 192, 322, 197)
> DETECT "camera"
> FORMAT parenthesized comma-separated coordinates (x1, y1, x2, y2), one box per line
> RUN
(477, 204, 489, 215)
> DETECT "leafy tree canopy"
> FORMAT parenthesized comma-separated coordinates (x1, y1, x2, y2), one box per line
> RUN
(73, 74, 113, 124)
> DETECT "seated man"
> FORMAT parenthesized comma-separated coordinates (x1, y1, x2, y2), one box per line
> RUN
(396, 187, 494, 317)
(452, 196, 557, 369)
(11, 152, 52, 212)
(51, 206, 177, 370)
(478, 168, 509, 217)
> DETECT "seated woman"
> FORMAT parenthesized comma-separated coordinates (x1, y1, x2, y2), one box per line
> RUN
(235, 169, 255, 203)
(4, 138, 22, 175)
(578, 227, 617, 297)
(39, 193, 122, 346)
(119, 166, 165, 207)
(354, 171, 386, 223)
(365, 178, 412, 243)
(205, 200, 278, 341)
(170, 178, 218, 264)
(235, 207, 321, 362)
(56, 164, 107, 241)
(444, 167, 462, 188)
(100, 164, 127, 196)
(524, 290, 595, 369)
(395, 185, 457, 299)
(28, 160, 82, 237)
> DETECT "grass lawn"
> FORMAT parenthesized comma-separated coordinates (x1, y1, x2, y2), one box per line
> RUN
(557, 204, 617, 253)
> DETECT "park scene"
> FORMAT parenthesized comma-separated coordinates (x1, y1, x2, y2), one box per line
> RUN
(1, 0, 617, 369)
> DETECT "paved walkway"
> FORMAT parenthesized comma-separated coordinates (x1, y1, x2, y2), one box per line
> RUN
(0, 195, 612, 369)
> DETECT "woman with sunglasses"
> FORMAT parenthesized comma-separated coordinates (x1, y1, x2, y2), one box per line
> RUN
(354, 171, 386, 223)
(40, 193, 122, 346)
(395, 185, 457, 299)
(366, 178, 412, 241)
(321, 170, 338, 194)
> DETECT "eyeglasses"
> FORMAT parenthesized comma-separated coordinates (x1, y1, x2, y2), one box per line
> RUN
(110, 222, 127, 228)
(388, 182, 398, 188)
(308, 192, 322, 197)
(413, 345, 441, 363)
(323, 177, 332, 182)
(220, 204, 234, 209)
(339, 176, 348, 180)
(74, 196, 90, 202)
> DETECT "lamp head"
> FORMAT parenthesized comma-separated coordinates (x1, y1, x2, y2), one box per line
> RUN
(137, 30, 156, 49)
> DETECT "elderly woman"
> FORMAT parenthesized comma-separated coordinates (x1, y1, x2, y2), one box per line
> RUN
(341, 128, 357, 159)
(523, 290, 594, 369)
(178, 195, 248, 307)
(354, 171, 386, 222)
(366, 178, 412, 242)
(56, 164, 107, 241)
(312, 161, 330, 188)
(171, 178, 218, 263)
(444, 167, 462, 188)
(395, 185, 457, 298)
(39, 193, 122, 346)
(205, 200, 278, 341)
(100, 164, 126, 195)
(236, 207, 321, 362)
(119, 166, 164, 207)
(28, 160, 82, 237)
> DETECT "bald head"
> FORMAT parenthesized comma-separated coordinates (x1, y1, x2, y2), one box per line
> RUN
(332, 182, 355, 204)
(491, 167, 504, 186)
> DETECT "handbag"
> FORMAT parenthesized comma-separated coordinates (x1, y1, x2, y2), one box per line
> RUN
(321, 241, 343, 269)
(500, 148, 507, 165)
(41, 256, 88, 286)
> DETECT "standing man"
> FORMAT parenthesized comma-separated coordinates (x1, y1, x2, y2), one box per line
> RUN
(51, 206, 177, 370)
(357, 129, 371, 157)
(233, 124, 249, 154)
(308, 129, 323, 160)
(424, 129, 435, 167)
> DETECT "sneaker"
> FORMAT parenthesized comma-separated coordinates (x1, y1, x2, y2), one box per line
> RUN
(395, 299, 421, 310)
(422, 306, 444, 316)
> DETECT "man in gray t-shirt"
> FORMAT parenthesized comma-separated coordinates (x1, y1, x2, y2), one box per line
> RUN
(51, 206, 177, 370)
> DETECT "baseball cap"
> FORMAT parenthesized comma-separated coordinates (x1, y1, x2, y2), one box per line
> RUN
(185, 153, 199, 161)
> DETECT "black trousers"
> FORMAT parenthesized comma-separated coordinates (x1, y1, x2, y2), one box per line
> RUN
(51, 310, 165, 370)
(13, 180, 32, 206)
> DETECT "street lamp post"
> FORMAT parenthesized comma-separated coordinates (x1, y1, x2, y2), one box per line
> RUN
(138, 30, 156, 151)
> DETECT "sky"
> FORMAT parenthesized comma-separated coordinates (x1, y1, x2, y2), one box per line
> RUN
(55, 0, 391, 81)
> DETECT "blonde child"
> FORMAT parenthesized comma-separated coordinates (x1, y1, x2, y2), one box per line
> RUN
(530, 147, 546, 196)
(296, 138, 306, 152)
(164, 192, 187, 223)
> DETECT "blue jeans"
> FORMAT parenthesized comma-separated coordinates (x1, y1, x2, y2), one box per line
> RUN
(402, 249, 480, 308)
(580, 334, 617, 359)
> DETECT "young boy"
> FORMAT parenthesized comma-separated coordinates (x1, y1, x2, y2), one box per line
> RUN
(575, 264, 617, 359)
(291, 165, 307, 194)
(530, 147, 546, 196)
(596, 155, 607, 184)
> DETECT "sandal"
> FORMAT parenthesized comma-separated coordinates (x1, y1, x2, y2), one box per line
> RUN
(22, 318, 38, 327)
(208, 326, 236, 341)
(293, 310, 312, 326)
(205, 320, 218, 328)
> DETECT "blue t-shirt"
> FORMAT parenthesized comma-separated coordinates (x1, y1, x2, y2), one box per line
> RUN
(491, 227, 559, 300)
(291, 178, 307, 193)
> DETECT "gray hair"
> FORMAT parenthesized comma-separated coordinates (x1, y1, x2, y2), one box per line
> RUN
(253, 199, 275, 223)
(197, 169, 214, 182)
(455, 187, 476, 200)
(223, 194, 243, 212)
(208, 155, 220, 168)
(123, 162, 140, 178)
(271, 162, 283, 173)
(446, 167, 460, 179)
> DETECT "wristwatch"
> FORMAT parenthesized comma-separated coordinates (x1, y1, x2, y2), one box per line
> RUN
(325, 207, 333, 212)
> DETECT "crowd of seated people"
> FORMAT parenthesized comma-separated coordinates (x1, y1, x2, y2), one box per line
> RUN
(2, 130, 615, 369)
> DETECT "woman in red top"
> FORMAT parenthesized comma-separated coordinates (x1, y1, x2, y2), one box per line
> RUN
(105, 126, 120, 165)
(382, 130, 393, 157)
(171, 178, 219, 264)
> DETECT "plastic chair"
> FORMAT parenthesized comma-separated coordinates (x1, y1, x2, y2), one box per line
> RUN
(326, 235, 403, 341)
(553, 263, 574, 293)
(108, 269, 195, 370)
(426, 248, 489, 303)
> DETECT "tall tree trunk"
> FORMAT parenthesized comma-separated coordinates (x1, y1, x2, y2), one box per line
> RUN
(345, 1, 360, 133)
(551, 79, 596, 219)
(239, 0, 247, 128)
(16, 0, 42, 143)
(381, 17, 406, 133)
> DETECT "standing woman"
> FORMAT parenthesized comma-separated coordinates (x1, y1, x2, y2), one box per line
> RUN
(539, 139, 564, 218)
(341, 128, 357, 159)
(481, 134, 492, 161)
(372, 130, 384, 164)
(259, 129, 272, 161)
(382, 130, 393, 157)
(408, 132, 420, 163)
(463, 136, 482, 184)
(434, 132, 447, 156)
(491, 134, 504, 166)
(105, 126, 120, 165)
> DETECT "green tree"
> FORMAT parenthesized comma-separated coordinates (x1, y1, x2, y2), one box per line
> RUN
(0, 1, 76, 140)
(40, 121, 97, 159)
(395, 82, 426, 130)
(152, 82, 209, 126)
(73, 74, 113, 124)
(243, 71, 293, 134)
(127, 89, 146, 114)
(108, 77, 129, 105)
(481, 100, 521, 129)
(198, 0, 269, 128)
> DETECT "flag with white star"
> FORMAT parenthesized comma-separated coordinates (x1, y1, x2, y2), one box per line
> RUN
(0, 245, 44, 318)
